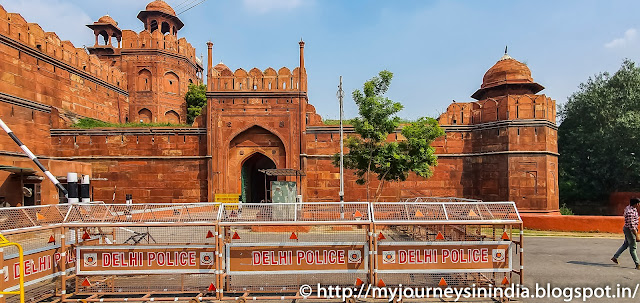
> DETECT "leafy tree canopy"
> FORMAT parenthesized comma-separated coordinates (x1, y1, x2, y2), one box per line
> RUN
(559, 60, 640, 203)
(185, 83, 207, 124)
(333, 70, 444, 200)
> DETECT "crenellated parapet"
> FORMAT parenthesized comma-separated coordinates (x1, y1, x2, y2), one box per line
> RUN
(438, 94, 556, 126)
(120, 29, 199, 66)
(209, 64, 307, 92)
(0, 5, 128, 90)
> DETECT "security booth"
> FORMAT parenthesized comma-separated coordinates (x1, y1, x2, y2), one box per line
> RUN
(370, 201, 523, 290)
(217, 202, 372, 301)
(257, 169, 304, 203)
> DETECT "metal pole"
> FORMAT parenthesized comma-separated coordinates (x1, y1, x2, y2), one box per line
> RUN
(337, 76, 345, 218)
(0, 118, 68, 197)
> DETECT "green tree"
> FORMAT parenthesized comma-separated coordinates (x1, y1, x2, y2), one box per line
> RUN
(559, 60, 640, 205)
(333, 70, 445, 201)
(185, 83, 207, 124)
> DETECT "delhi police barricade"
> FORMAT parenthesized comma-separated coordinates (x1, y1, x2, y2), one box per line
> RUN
(0, 200, 522, 302)
(371, 202, 523, 291)
(217, 202, 372, 301)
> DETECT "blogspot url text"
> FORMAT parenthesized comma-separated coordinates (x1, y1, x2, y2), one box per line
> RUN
(299, 283, 639, 302)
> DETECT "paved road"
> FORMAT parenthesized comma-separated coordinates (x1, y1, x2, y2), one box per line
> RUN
(522, 236, 638, 302)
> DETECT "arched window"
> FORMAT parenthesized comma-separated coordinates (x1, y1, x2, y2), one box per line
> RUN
(150, 20, 158, 33)
(98, 30, 109, 45)
(138, 108, 152, 123)
(165, 110, 180, 124)
(161, 22, 171, 35)
(137, 69, 152, 91)
(164, 72, 179, 94)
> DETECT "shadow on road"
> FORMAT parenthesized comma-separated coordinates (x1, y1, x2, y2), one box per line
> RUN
(567, 260, 617, 268)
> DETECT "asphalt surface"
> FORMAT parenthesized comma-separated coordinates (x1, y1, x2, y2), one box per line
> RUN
(522, 236, 639, 303)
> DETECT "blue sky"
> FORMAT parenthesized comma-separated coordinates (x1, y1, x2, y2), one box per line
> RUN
(2, 0, 640, 120)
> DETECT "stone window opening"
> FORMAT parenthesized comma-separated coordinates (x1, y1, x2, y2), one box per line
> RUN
(150, 20, 158, 33)
(161, 22, 171, 35)
(138, 69, 152, 91)
(164, 72, 179, 94)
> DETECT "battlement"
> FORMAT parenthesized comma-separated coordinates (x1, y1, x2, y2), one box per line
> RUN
(209, 65, 307, 92)
(438, 94, 556, 126)
(0, 5, 127, 90)
(121, 29, 199, 66)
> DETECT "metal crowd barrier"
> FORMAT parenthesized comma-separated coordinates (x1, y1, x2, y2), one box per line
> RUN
(0, 200, 523, 302)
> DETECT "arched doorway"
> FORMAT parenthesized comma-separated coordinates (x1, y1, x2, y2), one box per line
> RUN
(241, 153, 276, 203)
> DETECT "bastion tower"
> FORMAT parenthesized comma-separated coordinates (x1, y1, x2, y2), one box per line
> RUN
(438, 52, 559, 212)
(86, 0, 203, 124)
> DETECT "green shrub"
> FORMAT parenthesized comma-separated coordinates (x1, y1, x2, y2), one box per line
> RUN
(559, 203, 574, 216)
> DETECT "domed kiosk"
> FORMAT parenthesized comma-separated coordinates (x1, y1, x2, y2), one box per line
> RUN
(137, 0, 184, 35)
(471, 53, 544, 100)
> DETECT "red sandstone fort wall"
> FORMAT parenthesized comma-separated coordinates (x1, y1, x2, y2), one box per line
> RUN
(50, 130, 207, 203)
(0, 5, 129, 124)
(302, 88, 558, 211)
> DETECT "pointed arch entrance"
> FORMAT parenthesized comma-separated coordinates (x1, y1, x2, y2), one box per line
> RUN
(227, 125, 286, 202)
(241, 153, 276, 203)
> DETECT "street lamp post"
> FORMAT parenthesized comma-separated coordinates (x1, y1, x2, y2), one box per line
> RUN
(337, 76, 345, 219)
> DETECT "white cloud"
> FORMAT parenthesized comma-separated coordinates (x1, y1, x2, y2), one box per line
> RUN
(605, 28, 637, 49)
(242, 0, 307, 14)
(0, 0, 93, 47)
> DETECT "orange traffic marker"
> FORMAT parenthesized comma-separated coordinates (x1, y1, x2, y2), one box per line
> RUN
(377, 279, 386, 287)
(354, 210, 363, 218)
(208, 283, 216, 292)
(438, 277, 448, 287)
(82, 231, 91, 240)
(468, 209, 478, 217)
(501, 231, 510, 241)
(81, 278, 91, 287)
(232, 231, 241, 240)
(48, 235, 55, 244)
(501, 277, 509, 285)
(206, 230, 215, 238)
(290, 232, 298, 240)
(377, 232, 386, 240)
(36, 212, 45, 220)
(355, 278, 364, 287)
(436, 231, 445, 240)
(414, 209, 425, 218)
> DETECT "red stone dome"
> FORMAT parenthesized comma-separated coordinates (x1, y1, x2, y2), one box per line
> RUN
(214, 61, 229, 71)
(96, 15, 118, 26)
(471, 53, 544, 100)
(481, 54, 533, 89)
(145, 0, 176, 16)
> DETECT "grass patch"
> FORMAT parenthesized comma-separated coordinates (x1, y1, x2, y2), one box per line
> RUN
(72, 118, 189, 129)
(323, 119, 355, 125)
(322, 118, 416, 125)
